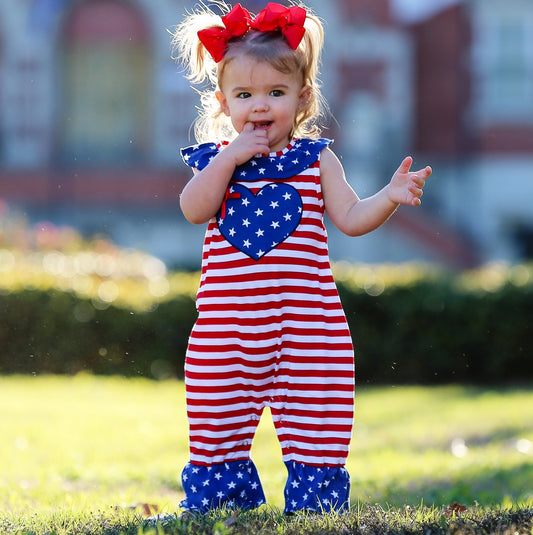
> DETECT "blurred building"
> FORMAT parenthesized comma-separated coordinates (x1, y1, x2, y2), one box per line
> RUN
(0, 0, 532, 268)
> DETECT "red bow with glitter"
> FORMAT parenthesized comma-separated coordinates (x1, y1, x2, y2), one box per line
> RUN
(198, 4, 252, 63)
(250, 3, 306, 50)
(199, 3, 306, 63)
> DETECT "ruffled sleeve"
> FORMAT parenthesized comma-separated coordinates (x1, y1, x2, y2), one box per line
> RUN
(180, 142, 222, 171)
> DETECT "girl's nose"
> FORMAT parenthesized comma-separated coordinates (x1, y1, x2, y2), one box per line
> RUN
(253, 99, 269, 112)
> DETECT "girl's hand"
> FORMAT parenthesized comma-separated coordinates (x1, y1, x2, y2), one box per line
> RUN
(388, 157, 432, 207)
(223, 122, 271, 166)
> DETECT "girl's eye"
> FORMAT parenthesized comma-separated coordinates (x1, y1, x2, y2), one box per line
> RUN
(237, 92, 251, 99)
(270, 90, 284, 97)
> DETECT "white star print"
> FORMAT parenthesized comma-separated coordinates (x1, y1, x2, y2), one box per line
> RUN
(242, 198, 250, 207)
(277, 163, 284, 171)
(242, 218, 250, 227)
(228, 207, 235, 216)
(270, 201, 279, 209)
(259, 168, 266, 174)
(283, 192, 291, 200)
(229, 228, 236, 237)
(228, 481, 236, 489)
(255, 208, 263, 216)
(191, 485, 197, 493)
(284, 213, 292, 221)
(271, 221, 280, 229)
(243, 239, 251, 248)
(291, 480, 300, 488)
(256, 229, 265, 237)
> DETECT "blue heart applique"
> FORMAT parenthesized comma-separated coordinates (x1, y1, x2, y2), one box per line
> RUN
(217, 183, 303, 260)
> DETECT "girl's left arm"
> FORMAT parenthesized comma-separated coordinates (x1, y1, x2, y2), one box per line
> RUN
(321, 148, 432, 237)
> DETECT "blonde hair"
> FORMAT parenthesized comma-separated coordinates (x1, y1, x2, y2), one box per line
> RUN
(171, 1, 328, 143)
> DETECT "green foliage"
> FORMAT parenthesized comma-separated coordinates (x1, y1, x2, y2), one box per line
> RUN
(1, 207, 532, 382)
(2, 258, 533, 382)
(0, 289, 195, 377)
(334, 262, 533, 384)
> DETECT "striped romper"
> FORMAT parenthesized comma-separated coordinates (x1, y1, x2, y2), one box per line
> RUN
(180, 138, 355, 514)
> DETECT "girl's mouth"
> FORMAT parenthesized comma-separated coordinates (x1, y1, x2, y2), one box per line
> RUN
(254, 121, 272, 130)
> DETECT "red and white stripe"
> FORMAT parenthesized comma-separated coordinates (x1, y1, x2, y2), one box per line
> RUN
(185, 153, 355, 466)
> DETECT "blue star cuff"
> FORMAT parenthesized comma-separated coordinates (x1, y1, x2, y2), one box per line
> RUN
(180, 459, 266, 512)
(283, 461, 351, 514)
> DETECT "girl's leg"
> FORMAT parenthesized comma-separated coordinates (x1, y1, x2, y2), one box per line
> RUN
(270, 353, 355, 514)
(180, 328, 271, 512)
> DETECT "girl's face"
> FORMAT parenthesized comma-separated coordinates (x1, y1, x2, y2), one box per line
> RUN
(216, 55, 310, 153)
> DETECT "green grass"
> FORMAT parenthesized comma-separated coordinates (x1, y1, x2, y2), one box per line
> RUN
(1, 375, 532, 534)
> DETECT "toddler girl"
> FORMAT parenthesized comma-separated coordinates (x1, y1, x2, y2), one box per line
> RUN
(172, 1, 431, 515)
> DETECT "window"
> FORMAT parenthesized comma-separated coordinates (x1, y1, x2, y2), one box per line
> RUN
(471, 3, 533, 122)
(59, 0, 150, 167)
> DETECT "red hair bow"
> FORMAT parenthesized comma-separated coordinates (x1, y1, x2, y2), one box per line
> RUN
(199, 3, 307, 63)
(250, 3, 306, 50)
(198, 3, 252, 63)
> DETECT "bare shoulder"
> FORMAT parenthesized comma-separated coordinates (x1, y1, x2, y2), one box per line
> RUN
(320, 146, 347, 186)
(320, 146, 341, 168)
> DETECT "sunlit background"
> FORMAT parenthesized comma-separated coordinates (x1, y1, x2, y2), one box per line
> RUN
(1, 2, 533, 521)
(0, 0, 532, 270)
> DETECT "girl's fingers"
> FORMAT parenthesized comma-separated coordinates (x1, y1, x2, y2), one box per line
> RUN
(397, 156, 413, 174)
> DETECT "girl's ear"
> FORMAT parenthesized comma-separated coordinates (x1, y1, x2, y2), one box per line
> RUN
(216, 91, 230, 116)
(298, 85, 312, 111)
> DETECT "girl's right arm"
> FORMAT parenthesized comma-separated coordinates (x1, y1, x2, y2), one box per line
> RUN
(180, 123, 270, 224)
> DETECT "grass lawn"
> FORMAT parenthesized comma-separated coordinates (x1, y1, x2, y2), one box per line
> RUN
(1, 375, 532, 534)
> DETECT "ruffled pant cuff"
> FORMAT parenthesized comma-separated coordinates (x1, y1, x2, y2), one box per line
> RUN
(283, 461, 350, 514)
(179, 459, 266, 513)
